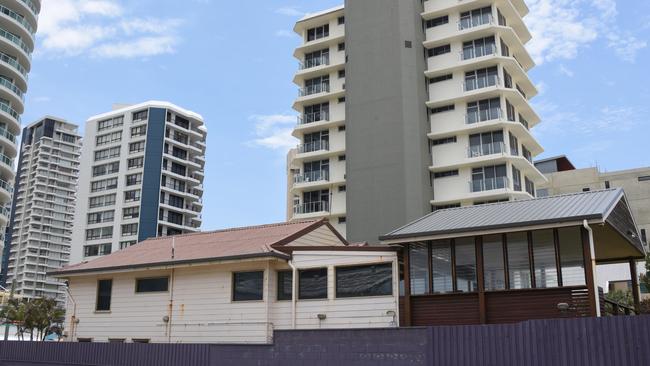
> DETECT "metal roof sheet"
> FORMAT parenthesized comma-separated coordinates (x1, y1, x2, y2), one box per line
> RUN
(381, 188, 625, 240)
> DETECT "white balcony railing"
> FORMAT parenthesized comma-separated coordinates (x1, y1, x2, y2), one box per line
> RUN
(463, 76, 500, 92)
(458, 14, 494, 31)
(297, 140, 329, 154)
(299, 55, 330, 70)
(293, 201, 330, 215)
(460, 45, 498, 61)
(299, 83, 330, 97)
(293, 170, 330, 184)
(469, 176, 510, 193)
(467, 142, 506, 158)
(297, 111, 329, 125)
(465, 108, 502, 125)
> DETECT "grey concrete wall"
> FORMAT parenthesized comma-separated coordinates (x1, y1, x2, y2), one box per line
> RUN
(345, 0, 433, 243)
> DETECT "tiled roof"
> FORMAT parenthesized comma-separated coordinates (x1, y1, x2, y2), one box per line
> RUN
(52, 220, 328, 276)
(381, 189, 626, 241)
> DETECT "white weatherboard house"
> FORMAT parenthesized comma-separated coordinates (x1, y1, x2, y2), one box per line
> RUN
(50, 219, 399, 344)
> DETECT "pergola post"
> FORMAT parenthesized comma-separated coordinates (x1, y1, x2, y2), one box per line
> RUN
(629, 259, 641, 314)
(581, 227, 599, 317)
(402, 245, 412, 326)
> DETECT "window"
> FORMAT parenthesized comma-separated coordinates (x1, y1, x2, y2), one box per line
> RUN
(336, 263, 392, 298)
(136, 277, 169, 293)
(338, 69, 345, 78)
(409, 242, 429, 295)
(91, 178, 118, 193)
(338, 16, 345, 25)
(338, 185, 346, 192)
(512, 166, 522, 192)
(506, 99, 516, 122)
(120, 240, 137, 250)
(427, 44, 451, 57)
(338, 154, 346, 161)
(404, 40, 412, 48)
(303, 102, 329, 123)
(483, 234, 506, 291)
(642, 229, 648, 244)
(430, 104, 454, 114)
(425, 15, 449, 28)
(87, 210, 114, 225)
(170, 162, 186, 176)
(338, 96, 346, 103)
(108, 339, 125, 343)
(96, 131, 122, 146)
(128, 157, 144, 170)
(125, 173, 142, 186)
(95, 279, 112, 311)
(129, 141, 145, 154)
(298, 268, 328, 299)
(338, 42, 345, 51)
(638, 176, 650, 182)
(466, 97, 501, 124)
(92, 162, 119, 177)
(124, 189, 141, 202)
(558, 227, 585, 286)
(605, 181, 611, 189)
(459, 6, 492, 30)
(123, 206, 140, 219)
(121, 223, 138, 236)
(507, 232, 531, 289)
(232, 271, 263, 301)
(433, 170, 458, 179)
(433, 203, 461, 211)
(431, 136, 457, 146)
(464, 66, 498, 91)
(306, 24, 329, 42)
(132, 339, 150, 344)
(94, 147, 120, 161)
(462, 36, 496, 60)
(131, 125, 147, 137)
(471, 164, 507, 192)
(431, 240, 453, 293)
(338, 126, 345, 132)
(468, 130, 504, 157)
(84, 243, 112, 257)
(338, 216, 346, 224)
(86, 227, 113, 240)
(455, 237, 477, 292)
(525, 177, 535, 197)
(532, 230, 558, 288)
(277, 270, 292, 301)
(429, 74, 452, 84)
(78, 338, 93, 343)
(582, 188, 590, 192)
(97, 116, 124, 132)
(89, 194, 116, 208)
(132, 110, 148, 122)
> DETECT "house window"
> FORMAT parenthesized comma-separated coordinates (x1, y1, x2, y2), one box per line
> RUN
(532, 230, 558, 288)
(84, 243, 112, 257)
(277, 270, 292, 301)
(232, 271, 264, 301)
(558, 227, 586, 286)
(336, 263, 392, 298)
(95, 279, 112, 311)
(483, 234, 506, 290)
(431, 240, 453, 293)
(136, 277, 169, 293)
(298, 268, 328, 299)
(427, 44, 451, 57)
(455, 237, 477, 292)
(306, 24, 329, 42)
(425, 15, 449, 28)
(507, 232, 532, 289)
(121, 223, 138, 236)
(409, 242, 429, 295)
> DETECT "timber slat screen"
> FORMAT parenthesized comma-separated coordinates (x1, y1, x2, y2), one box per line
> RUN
(400, 226, 595, 326)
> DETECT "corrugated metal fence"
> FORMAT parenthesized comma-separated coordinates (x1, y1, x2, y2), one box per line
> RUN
(0, 316, 648, 366)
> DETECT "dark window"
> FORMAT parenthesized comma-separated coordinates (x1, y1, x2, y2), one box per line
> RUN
(430, 104, 455, 114)
(338, 216, 346, 224)
(135, 277, 169, 293)
(233, 271, 264, 301)
(433, 170, 458, 178)
(338, 16, 345, 25)
(429, 74, 453, 84)
(338, 97, 346, 103)
(642, 229, 647, 244)
(336, 263, 392, 298)
(425, 15, 449, 28)
(338, 154, 346, 161)
(277, 270, 292, 301)
(132, 339, 150, 343)
(133, 110, 148, 121)
(307, 24, 329, 42)
(582, 188, 590, 192)
(338, 69, 345, 78)
(483, 234, 506, 290)
(338, 42, 345, 51)
(605, 181, 611, 189)
(638, 176, 650, 182)
(507, 232, 532, 289)
(96, 279, 112, 311)
(455, 237, 477, 292)
(431, 136, 456, 146)
(427, 44, 451, 57)
(298, 268, 328, 299)
(409, 242, 429, 295)
(78, 338, 93, 342)
(338, 185, 346, 192)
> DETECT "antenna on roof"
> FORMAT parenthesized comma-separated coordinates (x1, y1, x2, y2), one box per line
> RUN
(172, 237, 175, 259)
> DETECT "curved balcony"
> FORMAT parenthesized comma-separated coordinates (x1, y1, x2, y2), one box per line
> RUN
(0, 27, 31, 71)
(0, 178, 12, 201)
(0, 3, 36, 39)
(0, 99, 21, 129)
(13, 0, 40, 26)
(0, 75, 24, 107)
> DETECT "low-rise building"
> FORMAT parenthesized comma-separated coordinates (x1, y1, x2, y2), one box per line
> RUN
(51, 219, 399, 344)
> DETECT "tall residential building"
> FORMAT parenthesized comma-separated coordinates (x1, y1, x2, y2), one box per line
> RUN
(70, 102, 206, 265)
(287, 1, 546, 243)
(3, 118, 81, 302)
(0, 0, 41, 282)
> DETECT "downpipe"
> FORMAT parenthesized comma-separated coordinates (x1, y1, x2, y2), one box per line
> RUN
(583, 220, 601, 317)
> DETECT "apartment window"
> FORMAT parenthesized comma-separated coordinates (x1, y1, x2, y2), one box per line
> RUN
(433, 170, 458, 179)
(94, 147, 120, 161)
(129, 141, 145, 154)
(277, 270, 292, 301)
(532, 230, 558, 288)
(513, 166, 522, 191)
(338, 42, 345, 51)
(338, 154, 346, 161)
(165, 211, 184, 225)
(525, 177, 535, 197)
(430, 104, 454, 114)
(338, 216, 346, 224)
(642, 229, 648, 244)
(429, 74, 452, 84)
(84, 243, 112, 257)
(108, 339, 125, 343)
(483, 234, 506, 291)
(465, 66, 498, 91)
(124, 190, 141, 202)
(77, 338, 93, 343)
(306, 24, 329, 42)
(498, 9, 507, 26)
(466, 97, 501, 124)
(132, 278, 168, 294)
(507, 232, 532, 289)
(298, 268, 327, 300)
(336, 263, 392, 298)
(232, 271, 264, 301)
(128, 157, 144, 170)
(303, 75, 330, 96)
(132, 110, 148, 122)
(131, 125, 147, 137)
(558, 227, 586, 286)
(91, 178, 118, 193)
(505, 99, 516, 122)
(338, 185, 346, 192)
(171, 146, 188, 160)
(471, 164, 507, 192)
(92, 162, 119, 177)
(338, 125, 345, 132)
(170, 162, 186, 176)
(95, 279, 113, 311)
(427, 44, 451, 57)
(304, 49, 329, 69)
(303, 102, 329, 124)
(162, 176, 185, 192)
(125, 173, 142, 186)
(425, 15, 449, 28)
(338, 96, 345, 103)
(123, 206, 140, 219)
(468, 130, 504, 157)
(509, 133, 519, 156)
(87, 210, 114, 225)
(121, 223, 138, 236)
(119, 240, 137, 250)
(88, 194, 116, 208)
(97, 116, 124, 132)
(455, 237, 477, 292)
(86, 226, 113, 240)
(162, 194, 184, 209)
(459, 6, 493, 30)
(462, 36, 496, 60)
(431, 136, 457, 146)
(338, 69, 345, 78)
(337, 16, 345, 25)
(96, 131, 122, 146)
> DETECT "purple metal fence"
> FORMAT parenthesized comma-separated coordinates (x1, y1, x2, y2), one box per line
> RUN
(0, 316, 648, 366)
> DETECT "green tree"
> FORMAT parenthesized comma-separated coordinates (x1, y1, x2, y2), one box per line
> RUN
(640, 253, 650, 291)
(0, 298, 65, 341)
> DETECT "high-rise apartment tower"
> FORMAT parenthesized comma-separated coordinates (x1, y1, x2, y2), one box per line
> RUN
(287, 1, 546, 243)
(70, 102, 206, 264)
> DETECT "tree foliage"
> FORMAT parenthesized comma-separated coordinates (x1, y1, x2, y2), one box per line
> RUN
(640, 252, 650, 291)
(0, 298, 65, 341)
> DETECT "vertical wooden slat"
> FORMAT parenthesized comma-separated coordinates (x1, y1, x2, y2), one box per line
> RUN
(503, 233, 510, 290)
(553, 228, 563, 287)
(581, 227, 598, 317)
(629, 259, 641, 314)
(428, 241, 433, 294)
(528, 231, 536, 289)
(476, 236, 487, 324)
(403, 244, 412, 326)
(451, 239, 457, 293)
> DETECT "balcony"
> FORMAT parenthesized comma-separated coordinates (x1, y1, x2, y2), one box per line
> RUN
(294, 170, 329, 184)
(297, 140, 329, 154)
(466, 108, 502, 125)
(467, 142, 506, 158)
(470, 176, 510, 193)
(299, 55, 330, 70)
(293, 201, 330, 215)
(297, 111, 329, 125)
(463, 76, 500, 93)
(458, 14, 494, 31)
(299, 83, 330, 97)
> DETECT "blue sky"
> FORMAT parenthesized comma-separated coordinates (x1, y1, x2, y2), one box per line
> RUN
(23, 0, 650, 231)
